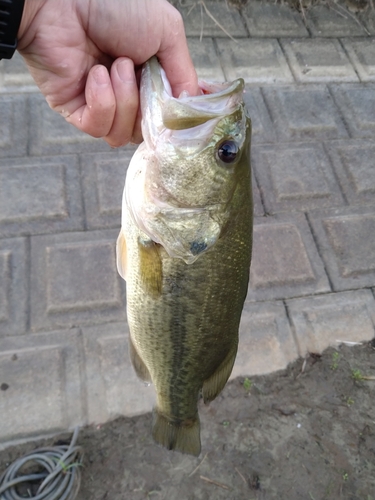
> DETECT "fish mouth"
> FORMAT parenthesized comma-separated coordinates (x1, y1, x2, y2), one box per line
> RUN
(141, 57, 245, 140)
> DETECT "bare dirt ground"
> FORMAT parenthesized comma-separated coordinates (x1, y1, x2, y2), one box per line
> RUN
(1, 342, 374, 500)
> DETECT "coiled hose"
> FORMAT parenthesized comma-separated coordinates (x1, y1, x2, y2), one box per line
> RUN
(0, 427, 83, 500)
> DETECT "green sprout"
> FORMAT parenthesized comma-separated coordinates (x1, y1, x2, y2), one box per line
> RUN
(352, 369, 364, 381)
(330, 351, 339, 370)
(243, 377, 252, 391)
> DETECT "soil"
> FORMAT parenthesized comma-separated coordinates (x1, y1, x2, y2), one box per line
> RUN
(1, 342, 375, 499)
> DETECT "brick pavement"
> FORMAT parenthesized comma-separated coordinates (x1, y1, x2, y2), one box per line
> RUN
(0, 1, 374, 447)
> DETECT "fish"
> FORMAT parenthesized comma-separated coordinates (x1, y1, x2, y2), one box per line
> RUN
(116, 56, 253, 456)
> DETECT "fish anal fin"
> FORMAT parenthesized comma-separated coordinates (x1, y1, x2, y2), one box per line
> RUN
(152, 410, 201, 456)
(202, 347, 237, 404)
(116, 231, 128, 281)
(128, 335, 152, 383)
(138, 237, 162, 298)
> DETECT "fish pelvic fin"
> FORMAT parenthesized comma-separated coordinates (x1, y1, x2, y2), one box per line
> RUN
(129, 335, 152, 383)
(152, 410, 201, 457)
(202, 346, 238, 404)
(116, 231, 127, 281)
(138, 237, 163, 298)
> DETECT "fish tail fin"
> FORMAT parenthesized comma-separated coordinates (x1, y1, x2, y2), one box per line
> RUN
(152, 410, 201, 456)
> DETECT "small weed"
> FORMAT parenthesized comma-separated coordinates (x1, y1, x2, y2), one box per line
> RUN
(346, 396, 354, 406)
(352, 369, 364, 381)
(222, 421, 230, 427)
(342, 472, 349, 481)
(331, 351, 340, 370)
(243, 377, 252, 391)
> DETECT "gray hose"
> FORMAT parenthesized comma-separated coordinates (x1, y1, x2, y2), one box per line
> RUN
(0, 427, 83, 500)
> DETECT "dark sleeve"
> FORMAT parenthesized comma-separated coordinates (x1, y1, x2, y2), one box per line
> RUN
(0, 0, 26, 60)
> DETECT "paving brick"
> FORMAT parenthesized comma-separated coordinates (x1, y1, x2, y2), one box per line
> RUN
(29, 94, 112, 155)
(252, 142, 344, 214)
(262, 85, 348, 142)
(308, 206, 375, 290)
(30, 230, 126, 331)
(216, 39, 294, 84)
(0, 330, 84, 443)
(252, 173, 264, 217)
(324, 139, 375, 206)
(231, 301, 299, 377)
(244, 87, 276, 144)
(342, 38, 375, 82)
(305, 5, 368, 36)
(287, 290, 375, 355)
(0, 94, 28, 157)
(248, 213, 330, 301)
(187, 38, 225, 80)
(0, 156, 83, 237)
(176, 1, 247, 37)
(330, 83, 375, 138)
(281, 38, 359, 83)
(0, 238, 27, 337)
(81, 149, 136, 230)
(242, 2, 308, 37)
(82, 323, 155, 423)
(358, 8, 375, 34)
(0, 53, 37, 92)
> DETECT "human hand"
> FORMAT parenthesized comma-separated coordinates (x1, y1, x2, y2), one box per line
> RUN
(17, 0, 198, 146)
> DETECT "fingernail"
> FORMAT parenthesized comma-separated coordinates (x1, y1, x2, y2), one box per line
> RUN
(117, 59, 135, 83)
(93, 66, 109, 86)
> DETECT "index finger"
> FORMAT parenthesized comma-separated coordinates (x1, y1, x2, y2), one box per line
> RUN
(157, 10, 199, 98)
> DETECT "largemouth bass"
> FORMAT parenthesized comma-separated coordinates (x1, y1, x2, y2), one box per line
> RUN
(117, 57, 253, 456)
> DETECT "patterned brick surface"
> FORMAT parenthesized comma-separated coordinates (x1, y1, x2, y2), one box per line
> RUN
(252, 142, 344, 213)
(342, 38, 375, 82)
(308, 207, 375, 290)
(232, 301, 299, 377)
(0, 94, 28, 157)
(29, 94, 112, 155)
(0, 156, 83, 237)
(244, 87, 276, 144)
(82, 323, 156, 424)
(248, 213, 330, 301)
(281, 38, 359, 83)
(242, 2, 308, 37)
(81, 150, 135, 230)
(324, 139, 375, 206)
(187, 38, 225, 81)
(216, 39, 294, 84)
(0, 330, 84, 443)
(262, 85, 348, 142)
(0, 5, 374, 446)
(176, 1, 247, 37)
(30, 230, 126, 331)
(330, 83, 375, 138)
(305, 5, 368, 37)
(287, 290, 375, 355)
(0, 238, 27, 337)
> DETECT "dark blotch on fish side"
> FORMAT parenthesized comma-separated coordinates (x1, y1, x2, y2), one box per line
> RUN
(190, 241, 208, 255)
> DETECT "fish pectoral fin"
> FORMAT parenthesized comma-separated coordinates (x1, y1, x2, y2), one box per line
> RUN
(138, 237, 162, 298)
(116, 231, 128, 281)
(202, 346, 238, 403)
(129, 335, 152, 383)
(152, 410, 201, 457)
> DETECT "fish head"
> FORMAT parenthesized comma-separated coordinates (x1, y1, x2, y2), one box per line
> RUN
(125, 57, 251, 264)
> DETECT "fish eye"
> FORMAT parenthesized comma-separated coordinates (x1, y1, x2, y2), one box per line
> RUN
(217, 140, 239, 164)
